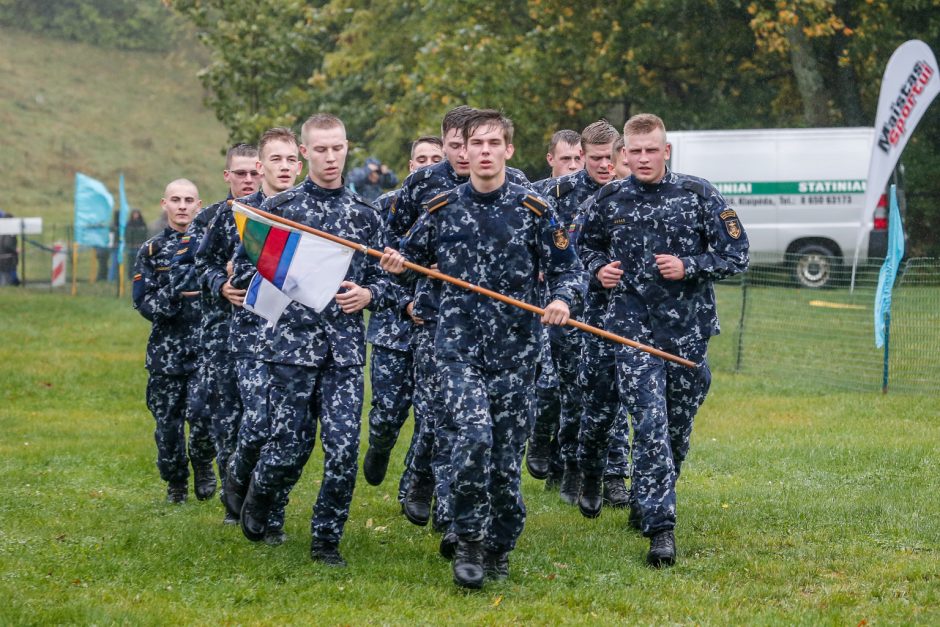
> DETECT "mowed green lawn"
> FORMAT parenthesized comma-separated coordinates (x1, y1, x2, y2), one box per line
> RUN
(1, 289, 938, 624)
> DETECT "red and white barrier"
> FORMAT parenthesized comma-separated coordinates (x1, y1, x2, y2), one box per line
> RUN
(52, 242, 67, 287)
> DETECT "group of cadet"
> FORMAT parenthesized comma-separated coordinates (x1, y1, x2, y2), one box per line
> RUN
(132, 105, 750, 590)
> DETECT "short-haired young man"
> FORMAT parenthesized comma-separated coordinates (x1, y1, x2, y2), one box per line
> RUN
(409, 135, 444, 171)
(134, 179, 213, 503)
(611, 136, 631, 180)
(578, 113, 749, 567)
(375, 107, 532, 537)
(225, 114, 388, 567)
(381, 109, 586, 589)
(363, 106, 478, 529)
(169, 144, 261, 504)
(362, 134, 444, 507)
(527, 120, 620, 505)
(545, 129, 583, 178)
(196, 128, 302, 542)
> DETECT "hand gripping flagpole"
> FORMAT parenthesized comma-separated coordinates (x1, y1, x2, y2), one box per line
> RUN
(233, 201, 698, 369)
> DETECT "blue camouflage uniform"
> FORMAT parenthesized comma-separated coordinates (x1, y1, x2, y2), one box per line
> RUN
(364, 189, 420, 498)
(227, 178, 389, 546)
(195, 189, 290, 530)
(569, 196, 631, 483)
(169, 198, 242, 486)
(389, 161, 531, 529)
(578, 170, 749, 536)
(134, 227, 214, 486)
(529, 170, 602, 480)
(398, 180, 586, 553)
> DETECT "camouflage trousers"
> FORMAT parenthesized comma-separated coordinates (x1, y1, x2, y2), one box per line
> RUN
(240, 358, 363, 545)
(577, 335, 632, 479)
(407, 323, 454, 525)
(443, 360, 534, 553)
(202, 350, 242, 485)
(532, 333, 582, 474)
(145, 371, 214, 484)
(616, 340, 711, 537)
(366, 345, 419, 498)
(229, 358, 287, 530)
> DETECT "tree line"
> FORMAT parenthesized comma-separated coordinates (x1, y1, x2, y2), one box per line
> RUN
(6, 0, 938, 253)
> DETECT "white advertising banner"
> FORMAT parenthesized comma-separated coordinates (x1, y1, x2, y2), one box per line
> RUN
(853, 40, 939, 280)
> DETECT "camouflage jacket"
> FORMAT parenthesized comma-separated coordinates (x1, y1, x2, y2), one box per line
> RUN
(579, 170, 750, 351)
(569, 194, 610, 330)
(390, 160, 531, 324)
(195, 189, 268, 358)
(399, 179, 586, 371)
(133, 227, 201, 375)
(169, 197, 230, 352)
(535, 168, 604, 227)
(365, 189, 414, 352)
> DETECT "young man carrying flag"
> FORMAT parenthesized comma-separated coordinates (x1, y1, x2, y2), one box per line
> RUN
(381, 109, 586, 589)
(224, 114, 388, 567)
(196, 127, 303, 542)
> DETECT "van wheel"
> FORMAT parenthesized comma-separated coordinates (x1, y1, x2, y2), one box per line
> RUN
(792, 244, 838, 288)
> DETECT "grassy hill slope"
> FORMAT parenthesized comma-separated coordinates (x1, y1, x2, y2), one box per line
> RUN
(0, 27, 229, 227)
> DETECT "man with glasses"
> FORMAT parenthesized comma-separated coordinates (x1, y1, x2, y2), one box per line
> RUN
(196, 131, 302, 542)
(169, 144, 261, 504)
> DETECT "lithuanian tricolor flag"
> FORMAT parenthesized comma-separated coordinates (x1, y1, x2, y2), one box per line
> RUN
(233, 203, 354, 313)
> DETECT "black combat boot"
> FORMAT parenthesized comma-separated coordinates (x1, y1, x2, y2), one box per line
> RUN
(452, 539, 484, 589)
(221, 472, 248, 521)
(402, 474, 433, 526)
(264, 527, 287, 546)
(646, 530, 676, 568)
(439, 531, 458, 560)
(603, 475, 630, 508)
(483, 549, 510, 581)
(311, 538, 347, 567)
(525, 439, 550, 480)
(362, 446, 391, 486)
(628, 503, 643, 531)
(559, 462, 581, 506)
(578, 473, 603, 519)
(240, 480, 274, 542)
(544, 466, 563, 492)
(192, 462, 217, 501)
(166, 480, 187, 504)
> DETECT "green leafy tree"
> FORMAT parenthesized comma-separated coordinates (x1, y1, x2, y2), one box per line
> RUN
(167, 0, 337, 146)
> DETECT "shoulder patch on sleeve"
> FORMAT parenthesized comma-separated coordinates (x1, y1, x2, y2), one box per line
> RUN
(720, 209, 743, 239)
(681, 177, 710, 199)
(425, 191, 452, 214)
(553, 179, 576, 199)
(522, 194, 549, 217)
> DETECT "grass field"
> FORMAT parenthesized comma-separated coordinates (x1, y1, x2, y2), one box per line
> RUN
(1, 289, 939, 624)
(0, 27, 229, 228)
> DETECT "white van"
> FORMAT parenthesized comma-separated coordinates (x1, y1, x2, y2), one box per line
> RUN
(667, 127, 889, 288)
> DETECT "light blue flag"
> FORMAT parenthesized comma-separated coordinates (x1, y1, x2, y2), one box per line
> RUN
(874, 184, 905, 348)
(74, 173, 114, 248)
(117, 173, 130, 259)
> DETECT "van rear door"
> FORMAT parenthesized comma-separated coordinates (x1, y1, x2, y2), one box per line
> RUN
(669, 130, 780, 259)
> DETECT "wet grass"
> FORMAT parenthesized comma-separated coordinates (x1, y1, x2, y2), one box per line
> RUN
(1, 289, 938, 624)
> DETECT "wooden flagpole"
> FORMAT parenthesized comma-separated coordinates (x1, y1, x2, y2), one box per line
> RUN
(232, 201, 698, 369)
